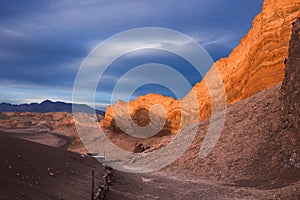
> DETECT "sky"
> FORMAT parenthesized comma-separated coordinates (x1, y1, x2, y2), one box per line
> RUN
(0, 0, 263, 110)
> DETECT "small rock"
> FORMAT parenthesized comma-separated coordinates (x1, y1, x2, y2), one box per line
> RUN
(49, 172, 55, 177)
(17, 154, 22, 158)
(133, 143, 146, 153)
(281, 121, 288, 129)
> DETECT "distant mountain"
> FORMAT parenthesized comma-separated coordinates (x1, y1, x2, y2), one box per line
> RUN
(0, 100, 105, 115)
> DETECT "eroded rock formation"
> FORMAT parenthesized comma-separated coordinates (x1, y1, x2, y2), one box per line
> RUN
(164, 17, 300, 189)
(103, 94, 182, 134)
(103, 0, 300, 134)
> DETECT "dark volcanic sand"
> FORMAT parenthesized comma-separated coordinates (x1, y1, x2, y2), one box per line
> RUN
(0, 133, 105, 200)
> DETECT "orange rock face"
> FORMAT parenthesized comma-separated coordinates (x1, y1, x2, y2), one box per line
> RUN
(102, 94, 181, 134)
(103, 0, 300, 134)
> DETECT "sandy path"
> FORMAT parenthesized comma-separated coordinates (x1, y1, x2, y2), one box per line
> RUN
(106, 171, 256, 200)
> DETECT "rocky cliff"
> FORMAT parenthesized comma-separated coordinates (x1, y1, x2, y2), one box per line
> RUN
(282, 17, 300, 130)
(162, 17, 300, 190)
(103, 0, 300, 134)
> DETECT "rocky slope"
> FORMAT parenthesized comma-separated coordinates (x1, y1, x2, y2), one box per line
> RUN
(108, 84, 300, 199)
(104, 19, 300, 198)
(103, 0, 300, 134)
(163, 17, 300, 191)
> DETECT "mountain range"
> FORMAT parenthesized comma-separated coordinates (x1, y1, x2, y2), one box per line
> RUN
(0, 100, 105, 115)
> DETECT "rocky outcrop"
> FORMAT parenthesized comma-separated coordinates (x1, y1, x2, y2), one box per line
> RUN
(282, 17, 300, 129)
(103, 94, 182, 134)
(103, 0, 300, 134)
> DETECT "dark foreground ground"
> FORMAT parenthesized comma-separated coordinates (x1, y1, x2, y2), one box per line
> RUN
(0, 133, 105, 200)
(0, 132, 258, 200)
(1, 133, 240, 200)
(2, 132, 300, 200)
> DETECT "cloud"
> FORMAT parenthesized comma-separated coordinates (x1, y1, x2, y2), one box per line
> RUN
(0, 0, 263, 107)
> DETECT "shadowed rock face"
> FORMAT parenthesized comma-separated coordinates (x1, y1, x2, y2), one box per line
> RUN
(282, 17, 300, 130)
(103, 0, 300, 134)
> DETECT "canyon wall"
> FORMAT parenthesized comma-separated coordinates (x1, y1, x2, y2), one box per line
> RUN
(103, 0, 300, 134)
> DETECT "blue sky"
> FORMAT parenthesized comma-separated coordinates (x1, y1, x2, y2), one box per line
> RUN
(0, 0, 263, 110)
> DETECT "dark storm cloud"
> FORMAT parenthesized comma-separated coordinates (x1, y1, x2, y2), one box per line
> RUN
(0, 0, 263, 107)
(0, 30, 85, 86)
